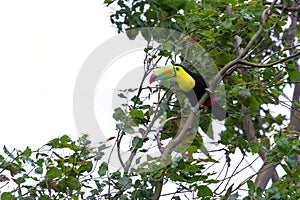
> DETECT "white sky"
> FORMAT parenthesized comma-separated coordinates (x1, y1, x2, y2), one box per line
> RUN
(0, 0, 117, 148)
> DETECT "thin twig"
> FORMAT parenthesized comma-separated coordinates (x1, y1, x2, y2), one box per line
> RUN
(155, 116, 179, 154)
(262, 43, 300, 64)
(237, 51, 300, 68)
(152, 3, 277, 197)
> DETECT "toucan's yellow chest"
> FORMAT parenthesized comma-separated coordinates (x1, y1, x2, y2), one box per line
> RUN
(174, 70, 195, 92)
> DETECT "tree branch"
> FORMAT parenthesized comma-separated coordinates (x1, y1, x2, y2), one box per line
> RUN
(237, 51, 300, 68)
(262, 43, 300, 64)
(152, 3, 280, 197)
(155, 116, 180, 154)
(255, 0, 300, 190)
(239, 1, 276, 59)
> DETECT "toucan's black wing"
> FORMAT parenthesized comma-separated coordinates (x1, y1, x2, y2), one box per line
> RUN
(179, 66, 228, 120)
(191, 73, 209, 105)
(179, 66, 209, 106)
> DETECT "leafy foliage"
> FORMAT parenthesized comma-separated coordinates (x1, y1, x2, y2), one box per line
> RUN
(1, 0, 300, 199)
(103, 0, 300, 199)
(0, 135, 100, 199)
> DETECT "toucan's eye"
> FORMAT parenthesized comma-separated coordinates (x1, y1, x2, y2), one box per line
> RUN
(175, 67, 179, 71)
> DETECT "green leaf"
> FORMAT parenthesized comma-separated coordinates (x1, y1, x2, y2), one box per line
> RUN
(281, 164, 293, 178)
(160, 102, 170, 111)
(116, 123, 123, 130)
(162, 40, 173, 51)
(78, 161, 93, 173)
(197, 185, 213, 197)
(47, 138, 60, 148)
(119, 195, 129, 200)
(3, 145, 14, 159)
(206, 179, 219, 184)
(276, 137, 290, 153)
(123, 126, 135, 134)
(188, 145, 198, 153)
(22, 146, 32, 157)
(113, 108, 126, 121)
(233, 86, 251, 107)
(206, 123, 214, 140)
(13, 176, 26, 185)
(65, 176, 81, 190)
(118, 93, 127, 98)
(132, 136, 143, 149)
(6, 163, 23, 176)
(131, 95, 143, 105)
(184, 0, 196, 11)
(247, 180, 255, 195)
(98, 162, 108, 177)
(145, 10, 157, 20)
(96, 151, 105, 160)
(165, 0, 186, 10)
(223, 184, 234, 199)
(286, 64, 300, 82)
(1, 192, 14, 200)
(130, 109, 144, 119)
(39, 196, 52, 200)
(137, 188, 148, 198)
(104, 0, 113, 4)
(126, 28, 139, 40)
(46, 167, 62, 179)
(199, 114, 211, 138)
(111, 171, 121, 179)
(249, 142, 259, 154)
(249, 95, 260, 111)
(118, 176, 131, 189)
(222, 19, 233, 29)
(140, 29, 152, 42)
(60, 134, 71, 144)
(144, 46, 153, 53)
(36, 158, 44, 167)
(35, 167, 43, 174)
(292, 100, 300, 109)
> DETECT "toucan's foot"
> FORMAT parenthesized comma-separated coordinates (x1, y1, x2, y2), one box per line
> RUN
(191, 107, 199, 115)
(205, 88, 213, 94)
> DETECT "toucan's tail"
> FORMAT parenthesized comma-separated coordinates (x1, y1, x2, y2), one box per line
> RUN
(209, 103, 228, 121)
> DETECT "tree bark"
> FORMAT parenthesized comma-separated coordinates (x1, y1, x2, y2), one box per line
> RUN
(289, 0, 300, 119)
(288, 0, 300, 186)
(255, 0, 300, 190)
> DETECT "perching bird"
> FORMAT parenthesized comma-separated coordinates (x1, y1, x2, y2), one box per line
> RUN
(149, 64, 227, 120)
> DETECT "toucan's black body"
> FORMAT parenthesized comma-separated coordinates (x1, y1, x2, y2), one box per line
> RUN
(178, 66, 227, 120)
(150, 64, 228, 120)
(179, 66, 209, 106)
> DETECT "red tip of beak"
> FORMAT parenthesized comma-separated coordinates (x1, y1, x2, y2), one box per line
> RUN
(149, 74, 157, 84)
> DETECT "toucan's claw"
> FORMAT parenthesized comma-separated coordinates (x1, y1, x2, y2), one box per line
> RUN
(205, 88, 213, 94)
(191, 107, 199, 115)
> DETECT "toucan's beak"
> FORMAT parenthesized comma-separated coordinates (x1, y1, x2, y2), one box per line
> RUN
(149, 74, 158, 84)
(149, 65, 176, 84)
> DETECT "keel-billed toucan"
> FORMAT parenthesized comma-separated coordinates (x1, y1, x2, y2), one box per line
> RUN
(149, 64, 227, 120)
